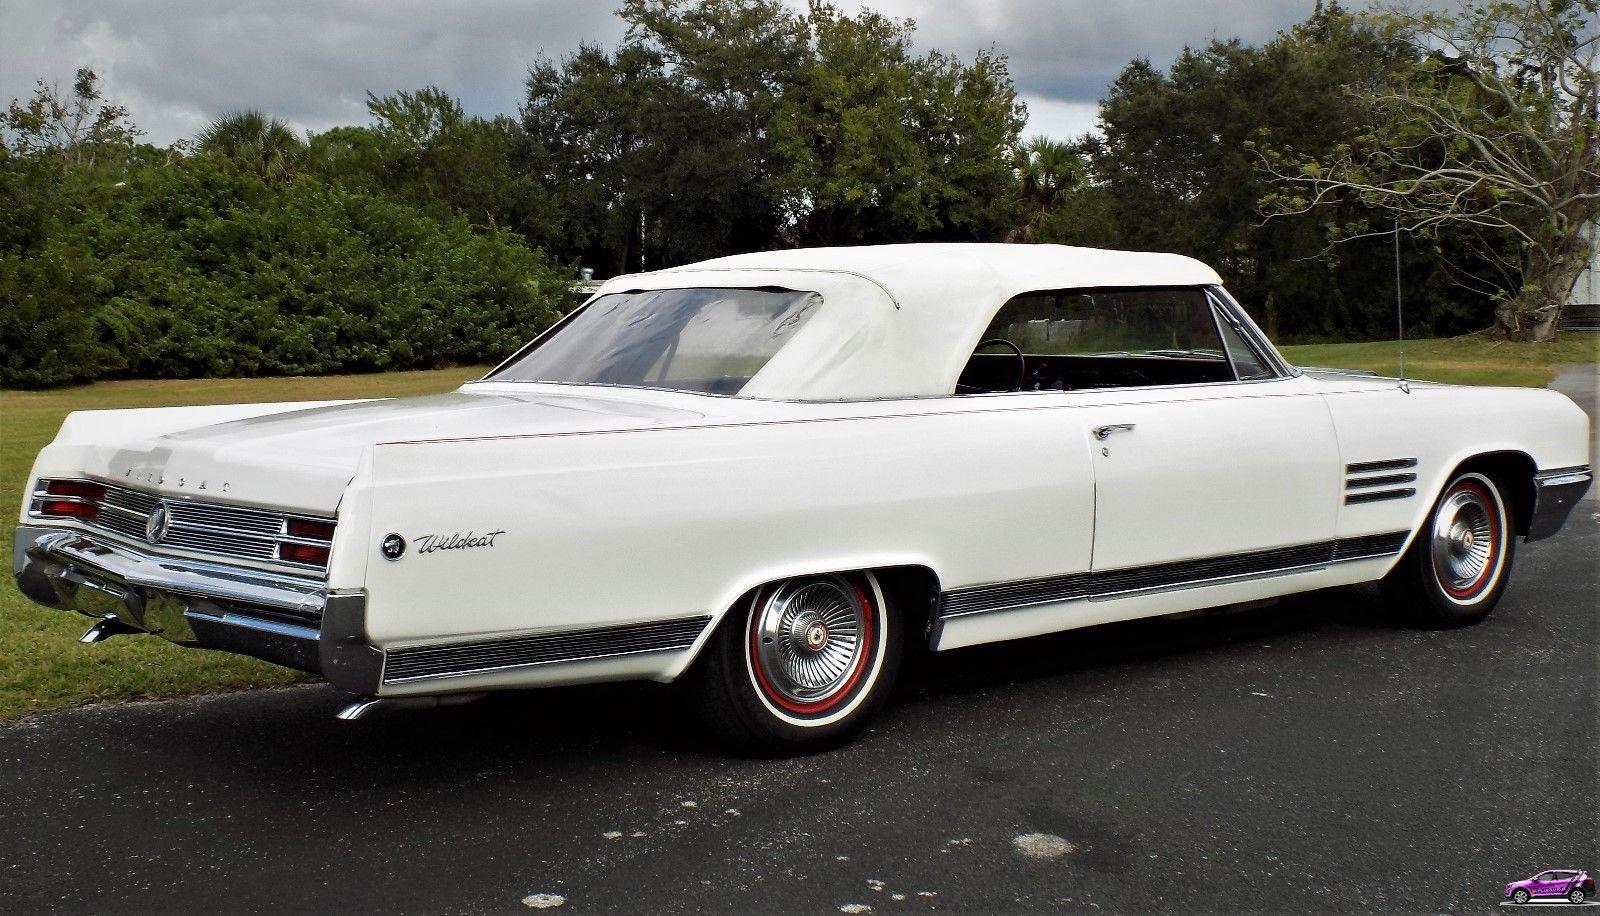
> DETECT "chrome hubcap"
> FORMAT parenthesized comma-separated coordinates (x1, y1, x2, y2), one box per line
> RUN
(1431, 485, 1496, 591)
(753, 576, 866, 705)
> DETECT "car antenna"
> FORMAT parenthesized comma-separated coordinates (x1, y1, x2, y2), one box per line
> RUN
(1393, 218, 1410, 394)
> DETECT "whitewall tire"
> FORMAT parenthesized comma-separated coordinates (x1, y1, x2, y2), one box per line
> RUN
(688, 571, 902, 753)
(1381, 471, 1516, 627)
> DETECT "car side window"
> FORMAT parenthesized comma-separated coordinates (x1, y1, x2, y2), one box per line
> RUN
(1212, 305, 1275, 381)
(955, 286, 1248, 394)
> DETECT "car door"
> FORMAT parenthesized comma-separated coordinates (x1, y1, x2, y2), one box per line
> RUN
(1067, 290, 1340, 578)
(1533, 872, 1559, 897)
(949, 285, 1340, 610)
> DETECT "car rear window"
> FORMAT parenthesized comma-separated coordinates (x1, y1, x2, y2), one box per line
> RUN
(489, 287, 820, 395)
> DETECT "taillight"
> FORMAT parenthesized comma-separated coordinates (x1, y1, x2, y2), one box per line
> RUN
(286, 518, 336, 540)
(280, 516, 335, 567)
(38, 498, 100, 521)
(278, 542, 331, 566)
(36, 479, 108, 522)
(45, 479, 108, 500)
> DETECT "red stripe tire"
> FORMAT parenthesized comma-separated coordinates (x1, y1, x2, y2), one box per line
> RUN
(1381, 470, 1516, 628)
(688, 571, 902, 753)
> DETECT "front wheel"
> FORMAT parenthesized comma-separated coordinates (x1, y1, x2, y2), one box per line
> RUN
(1512, 888, 1530, 904)
(687, 571, 901, 754)
(1380, 471, 1515, 628)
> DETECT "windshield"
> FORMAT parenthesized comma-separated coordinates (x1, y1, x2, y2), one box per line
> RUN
(489, 287, 820, 395)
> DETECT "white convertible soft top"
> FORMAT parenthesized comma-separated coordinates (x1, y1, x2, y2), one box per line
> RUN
(592, 243, 1225, 401)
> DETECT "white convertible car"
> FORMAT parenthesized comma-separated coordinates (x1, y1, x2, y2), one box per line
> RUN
(14, 244, 1592, 750)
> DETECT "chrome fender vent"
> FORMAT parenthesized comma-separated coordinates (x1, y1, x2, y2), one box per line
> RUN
(1344, 459, 1418, 504)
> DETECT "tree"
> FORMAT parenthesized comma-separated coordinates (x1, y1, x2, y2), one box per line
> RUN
(1008, 136, 1090, 242)
(522, 43, 682, 274)
(311, 89, 560, 243)
(1268, 0, 1598, 340)
(622, 0, 803, 262)
(522, 0, 1025, 271)
(196, 110, 306, 180)
(0, 68, 139, 168)
(1068, 3, 1509, 339)
(768, 2, 1023, 245)
(365, 86, 465, 150)
(522, 1, 805, 273)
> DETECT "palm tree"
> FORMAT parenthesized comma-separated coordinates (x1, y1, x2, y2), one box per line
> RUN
(1009, 136, 1088, 243)
(196, 110, 306, 179)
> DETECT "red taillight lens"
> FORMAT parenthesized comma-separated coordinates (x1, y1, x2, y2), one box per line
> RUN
(38, 498, 101, 521)
(286, 518, 336, 541)
(278, 542, 330, 566)
(37, 479, 107, 521)
(44, 479, 108, 500)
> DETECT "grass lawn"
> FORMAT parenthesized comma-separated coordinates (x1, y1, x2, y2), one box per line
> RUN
(1279, 334, 1598, 387)
(1, 336, 1595, 721)
(0, 367, 486, 720)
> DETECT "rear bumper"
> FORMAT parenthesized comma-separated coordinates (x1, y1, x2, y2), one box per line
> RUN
(13, 525, 381, 694)
(1526, 465, 1593, 542)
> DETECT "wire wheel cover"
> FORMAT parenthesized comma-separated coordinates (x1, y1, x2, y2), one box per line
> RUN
(1430, 480, 1500, 598)
(750, 576, 872, 710)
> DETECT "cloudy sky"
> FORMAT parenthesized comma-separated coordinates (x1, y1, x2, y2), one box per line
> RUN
(1, 0, 1332, 146)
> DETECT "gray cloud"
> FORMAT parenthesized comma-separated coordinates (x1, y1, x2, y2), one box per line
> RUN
(1, 0, 1332, 145)
(1, 0, 625, 143)
(861, 0, 1321, 100)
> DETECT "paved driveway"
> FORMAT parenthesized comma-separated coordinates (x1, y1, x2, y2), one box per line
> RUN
(1, 369, 1595, 914)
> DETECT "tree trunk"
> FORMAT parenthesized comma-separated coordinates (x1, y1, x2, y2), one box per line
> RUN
(1494, 240, 1591, 342)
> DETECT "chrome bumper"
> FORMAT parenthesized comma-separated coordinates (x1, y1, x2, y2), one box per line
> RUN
(1526, 466, 1593, 542)
(13, 525, 381, 694)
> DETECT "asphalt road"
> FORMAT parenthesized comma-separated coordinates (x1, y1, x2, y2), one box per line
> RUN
(2, 368, 1596, 915)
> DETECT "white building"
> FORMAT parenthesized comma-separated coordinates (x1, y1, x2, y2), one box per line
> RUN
(1561, 226, 1598, 332)
(1569, 237, 1598, 306)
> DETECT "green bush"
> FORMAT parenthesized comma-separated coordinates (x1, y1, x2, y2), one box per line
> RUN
(0, 156, 568, 388)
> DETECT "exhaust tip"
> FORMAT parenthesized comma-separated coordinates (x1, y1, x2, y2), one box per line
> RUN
(78, 619, 135, 644)
(335, 697, 384, 721)
(335, 692, 486, 721)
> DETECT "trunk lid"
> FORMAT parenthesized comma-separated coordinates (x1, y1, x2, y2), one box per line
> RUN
(79, 387, 719, 513)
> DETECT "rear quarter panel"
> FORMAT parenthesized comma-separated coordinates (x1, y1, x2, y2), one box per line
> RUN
(352, 404, 1097, 668)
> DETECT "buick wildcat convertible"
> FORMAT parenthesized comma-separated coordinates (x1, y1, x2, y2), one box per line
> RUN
(14, 244, 1592, 751)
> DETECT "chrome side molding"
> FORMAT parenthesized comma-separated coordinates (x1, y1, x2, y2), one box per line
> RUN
(940, 531, 1410, 620)
(380, 615, 713, 685)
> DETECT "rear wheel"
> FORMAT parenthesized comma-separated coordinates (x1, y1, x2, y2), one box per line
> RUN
(1571, 888, 1587, 904)
(688, 571, 901, 754)
(1380, 471, 1515, 628)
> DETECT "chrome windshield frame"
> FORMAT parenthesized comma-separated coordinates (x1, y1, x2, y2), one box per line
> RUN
(1205, 285, 1300, 379)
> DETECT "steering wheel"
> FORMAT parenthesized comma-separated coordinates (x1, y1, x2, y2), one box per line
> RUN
(957, 338, 1027, 393)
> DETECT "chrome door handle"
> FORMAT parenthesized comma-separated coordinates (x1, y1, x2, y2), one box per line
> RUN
(1093, 423, 1136, 440)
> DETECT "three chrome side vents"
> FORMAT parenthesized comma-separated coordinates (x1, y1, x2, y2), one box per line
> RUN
(1344, 458, 1418, 504)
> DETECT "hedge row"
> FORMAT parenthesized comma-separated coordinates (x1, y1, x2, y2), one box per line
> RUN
(0, 158, 569, 388)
